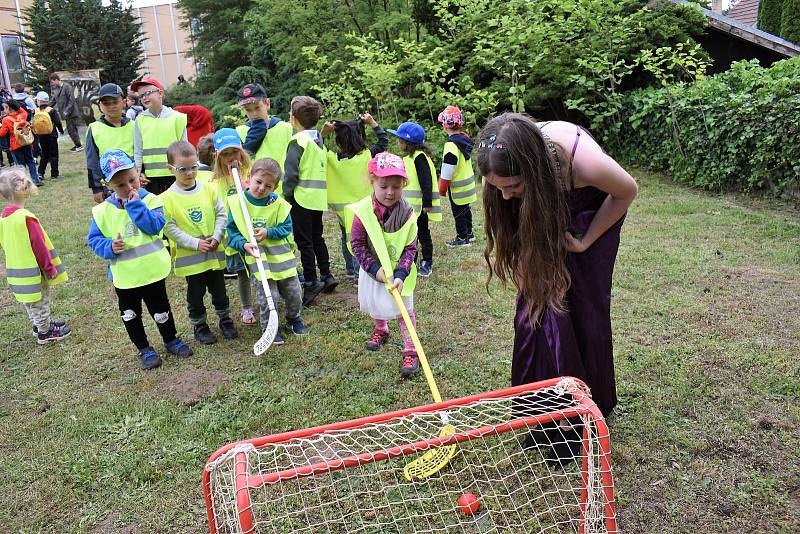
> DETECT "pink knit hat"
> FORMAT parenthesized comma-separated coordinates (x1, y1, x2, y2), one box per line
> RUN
(368, 152, 407, 179)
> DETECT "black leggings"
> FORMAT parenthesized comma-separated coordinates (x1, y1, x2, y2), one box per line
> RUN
(115, 278, 177, 350)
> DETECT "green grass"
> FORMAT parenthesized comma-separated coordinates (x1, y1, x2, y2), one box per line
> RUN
(1, 149, 799, 532)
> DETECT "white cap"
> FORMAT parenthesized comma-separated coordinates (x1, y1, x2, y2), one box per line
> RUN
(35, 91, 49, 102)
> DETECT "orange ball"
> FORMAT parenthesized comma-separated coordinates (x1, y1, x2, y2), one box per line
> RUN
(457, 493, 480, 516)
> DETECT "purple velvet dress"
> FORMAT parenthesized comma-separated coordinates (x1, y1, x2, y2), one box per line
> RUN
(511, 132, 624, 417)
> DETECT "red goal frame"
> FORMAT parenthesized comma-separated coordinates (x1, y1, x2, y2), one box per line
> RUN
(202, 376, 617, 534)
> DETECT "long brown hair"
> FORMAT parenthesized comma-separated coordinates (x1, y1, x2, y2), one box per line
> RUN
(476, 113, 570, 320)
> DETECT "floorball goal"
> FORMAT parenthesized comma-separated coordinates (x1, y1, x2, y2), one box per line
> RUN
(203, 377, 616, 533)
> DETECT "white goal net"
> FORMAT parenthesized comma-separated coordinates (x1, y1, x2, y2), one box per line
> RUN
(203, 377, 616, 534)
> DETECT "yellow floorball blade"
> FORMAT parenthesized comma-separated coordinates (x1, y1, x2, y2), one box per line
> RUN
(403, 424, 458, 481)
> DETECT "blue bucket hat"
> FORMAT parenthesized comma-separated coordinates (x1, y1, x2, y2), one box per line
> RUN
(387, 122, 425, 145)
(100, 150, 135, 182)
(213, 128, 242, 152)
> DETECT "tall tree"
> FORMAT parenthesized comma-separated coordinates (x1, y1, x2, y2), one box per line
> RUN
(757, 0, 783, 35)
(20, 0, 145, 86)
(177, 0, 253, 90)
(780, 0, 800, 43)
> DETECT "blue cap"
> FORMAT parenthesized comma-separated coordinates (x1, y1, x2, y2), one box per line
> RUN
(387, 122, 425, 145)
(100, 150, 135, 181)
(213, 128, 242, 152)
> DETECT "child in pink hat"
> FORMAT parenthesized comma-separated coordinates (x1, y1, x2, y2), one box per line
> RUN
(344, 152, 422, 378)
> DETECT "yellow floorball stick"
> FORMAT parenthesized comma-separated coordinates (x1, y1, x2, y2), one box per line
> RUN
(390, 287, 457, 480)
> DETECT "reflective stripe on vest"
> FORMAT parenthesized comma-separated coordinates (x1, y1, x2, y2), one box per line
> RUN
(291, 132, 327, 211)
(443, 141, 477, 205)
(228, 194, 297, 281)
(402, 151, 442, 222)
(0, 208, 68, 303)
(344, 196, 417, 296)
(138, 112, 188, 178)
(326, 150, 371, 225)
(88, 120, 135, 158)
(91, 193, 172, 289)
(160, 183, 226, 276)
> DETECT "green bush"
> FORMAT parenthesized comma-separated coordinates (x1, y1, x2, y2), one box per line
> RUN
(611, 58, 800, 196)
(780, 0, 800, 44)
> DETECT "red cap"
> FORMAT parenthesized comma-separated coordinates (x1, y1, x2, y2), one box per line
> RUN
(130, 77, 164, 93)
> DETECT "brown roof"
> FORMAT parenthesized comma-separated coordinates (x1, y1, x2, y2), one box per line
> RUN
(725, 0, 759, 27)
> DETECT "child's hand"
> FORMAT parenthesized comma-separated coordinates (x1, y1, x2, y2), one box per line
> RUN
(375, 268, 386, 283)
(138, 173, 149, 187)
(243, 242, 260, 258)
(127, 189, 139, 203)
(321, 122, 335, 136)
(93, 192, 105, 204)
(112, 233, 125, 254)
(389, 277, 403, 293)
(564, 231, 588, 253)
(253, 228, 267, 242)
(361, 113, 377, 127)
(422, 207, 432, 213)
(197, 238, 215, 252)
(207, 238, 219, 250)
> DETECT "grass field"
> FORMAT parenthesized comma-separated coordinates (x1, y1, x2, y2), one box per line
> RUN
(1, 148, 798, 533)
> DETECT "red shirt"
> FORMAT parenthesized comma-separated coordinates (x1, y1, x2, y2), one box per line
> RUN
(174, 105, 214, 147)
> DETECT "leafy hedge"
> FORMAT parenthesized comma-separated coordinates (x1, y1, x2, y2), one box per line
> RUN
(612, 58, 800, 196)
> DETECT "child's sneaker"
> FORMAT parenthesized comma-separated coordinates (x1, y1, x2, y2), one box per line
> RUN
(289, 317, 309, 335)
(446, 237, 471, 248)
(193, 323, 217, 344)
(321, 273, 339, 293)
(241, 307, 257, 325)
(366, 330, 389, 351)
(418, 260, 433, 277)
(467, 233, 476, 243)
(138, 346, 162, 370)
(32, 318, 66, 337)
(165, 338, 193, 359)
(401, 351, 420, 377)
(273, 332, 285, 345)
(219, 317, 238, 340)
(36, 323, 71, 344)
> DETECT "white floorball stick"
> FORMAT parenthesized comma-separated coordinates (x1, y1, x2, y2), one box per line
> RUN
(230, 165, 278, 354)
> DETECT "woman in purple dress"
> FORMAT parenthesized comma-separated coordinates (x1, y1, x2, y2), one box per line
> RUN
(476, 113, 637, 453)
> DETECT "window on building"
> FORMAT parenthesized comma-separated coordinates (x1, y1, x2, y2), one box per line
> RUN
(1, 35, 25, 86)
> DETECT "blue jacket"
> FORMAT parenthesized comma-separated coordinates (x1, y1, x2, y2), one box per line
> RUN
(87, 189, 165, 260)
(242, 116, 283, 155)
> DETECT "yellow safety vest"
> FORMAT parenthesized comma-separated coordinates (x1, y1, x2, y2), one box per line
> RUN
(290, 132, 327, 211)
(88, 120, 135, 159)
(326, 149, 371, 226)
(212, 174, 242, 257)
(344, 196, 417, 296)
(228, 194, 297, 281)
(160, 183, 225, 277)
(91, 193, 172, 289)
(0, 208, 67, 303)
(403, 151, 442, 221)
(237, 120, 293, 197)
(196, 169, 213, 185)
(137, 112, 188, 179)
(442, 141, 477, 205)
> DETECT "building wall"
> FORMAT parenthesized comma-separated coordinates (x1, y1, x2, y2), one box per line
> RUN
(0, 0, 32, 89)
(136, 1, 197, 88)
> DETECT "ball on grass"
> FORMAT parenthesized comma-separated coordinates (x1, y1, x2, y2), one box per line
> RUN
(457, 493, 480, 516)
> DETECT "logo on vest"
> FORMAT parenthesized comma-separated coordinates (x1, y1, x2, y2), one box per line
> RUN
(227, 187, 236, 196)
(188, 209, 203, 223)
(387, 244, 398, 260)
(123, 221, 140, 238)
(253, 219, 267, 229)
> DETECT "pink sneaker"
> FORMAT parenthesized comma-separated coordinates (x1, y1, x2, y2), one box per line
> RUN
(401, 351, 420, 378)
(241, 307, 257, 325)
(366, 329, 389, 351)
